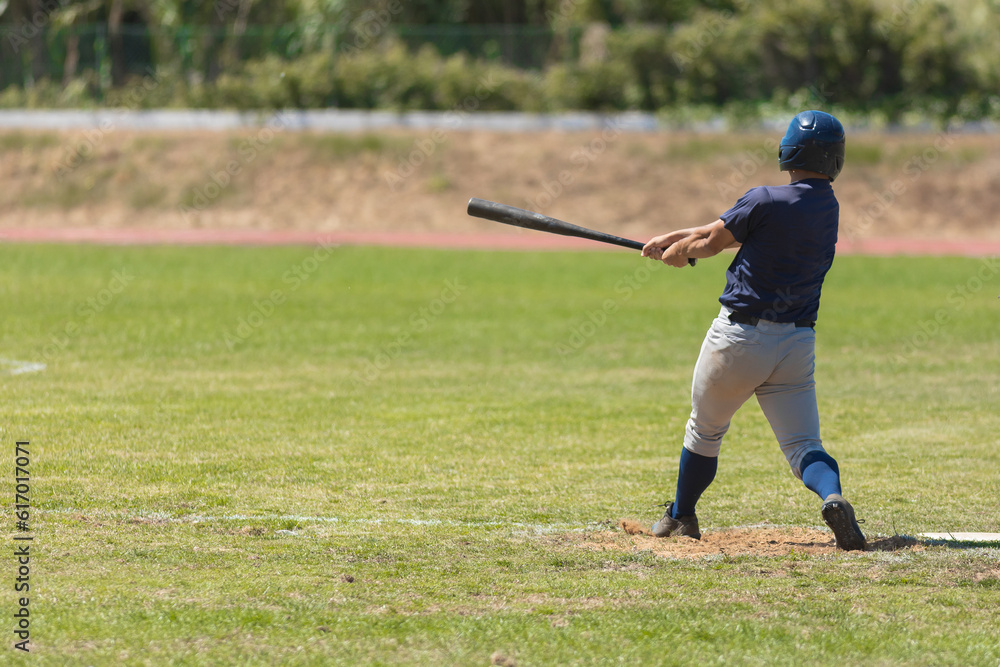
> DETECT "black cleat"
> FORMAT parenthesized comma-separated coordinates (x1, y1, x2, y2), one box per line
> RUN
(651, 501, 701, 539)
(821, 494, 867, 551)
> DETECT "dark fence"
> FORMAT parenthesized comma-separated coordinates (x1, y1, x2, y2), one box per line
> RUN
(2, 14, 995, 119)
(0, 23, 577, 93)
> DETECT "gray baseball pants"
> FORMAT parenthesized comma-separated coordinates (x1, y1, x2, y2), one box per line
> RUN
(683, 306, 828, 478)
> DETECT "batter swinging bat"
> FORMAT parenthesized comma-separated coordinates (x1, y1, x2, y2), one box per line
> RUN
(466, 198, 696, 266)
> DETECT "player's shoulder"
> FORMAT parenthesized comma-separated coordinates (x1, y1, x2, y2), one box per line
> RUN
(739, 185, 775, 206)
(754, 182, 819, 205)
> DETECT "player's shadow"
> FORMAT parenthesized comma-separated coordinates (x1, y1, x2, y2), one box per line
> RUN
(869, 534, 1000, 551)
(917, 537, 1000, 550)
(868, 535, 918, 551)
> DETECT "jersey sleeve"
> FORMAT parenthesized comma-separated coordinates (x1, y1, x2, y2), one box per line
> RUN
(720, 187, 771, 243)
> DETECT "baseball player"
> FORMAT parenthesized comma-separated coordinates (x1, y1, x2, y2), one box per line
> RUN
(640, 110, 866, 551)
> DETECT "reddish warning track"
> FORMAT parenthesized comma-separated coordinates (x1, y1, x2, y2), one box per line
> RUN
(0, 227, 998, 256)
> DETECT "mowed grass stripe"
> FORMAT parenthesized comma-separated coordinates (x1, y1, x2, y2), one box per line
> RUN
(1, 244, 998, 665)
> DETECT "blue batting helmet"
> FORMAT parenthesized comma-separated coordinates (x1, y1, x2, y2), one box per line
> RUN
(778, 110, 845, 181)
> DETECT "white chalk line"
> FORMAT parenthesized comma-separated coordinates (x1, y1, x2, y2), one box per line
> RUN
(36, 509, 998, 546)
(918, 532, 1000, 542)
(0, 358, 47, 375)
(24, 510, 864, 534)
(36, 508, 592, 534)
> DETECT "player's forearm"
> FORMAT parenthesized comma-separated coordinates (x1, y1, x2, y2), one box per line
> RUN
(646, 219, 737, 266)
(673, 220, 734, 258)
(673, 235, 723, 259)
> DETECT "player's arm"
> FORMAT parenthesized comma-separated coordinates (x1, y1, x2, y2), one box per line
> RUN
(642, 219, 739, 267)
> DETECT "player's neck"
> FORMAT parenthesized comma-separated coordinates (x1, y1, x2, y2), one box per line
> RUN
(787, 170, 830, 183)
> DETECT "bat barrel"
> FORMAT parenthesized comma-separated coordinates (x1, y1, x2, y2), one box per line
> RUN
(467, 197, 694, 264)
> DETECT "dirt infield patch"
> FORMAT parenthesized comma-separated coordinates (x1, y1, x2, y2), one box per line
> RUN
(569, 521, 921, 559)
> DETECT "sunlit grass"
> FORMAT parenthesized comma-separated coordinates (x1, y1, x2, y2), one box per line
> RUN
(1, 244, 997, 665)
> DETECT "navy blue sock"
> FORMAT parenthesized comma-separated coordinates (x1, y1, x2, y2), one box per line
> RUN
(672, 448, 718, 518)
(800, 450, 842, 500)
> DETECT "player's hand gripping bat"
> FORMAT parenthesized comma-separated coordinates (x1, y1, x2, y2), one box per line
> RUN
(466, 198, 696, 266)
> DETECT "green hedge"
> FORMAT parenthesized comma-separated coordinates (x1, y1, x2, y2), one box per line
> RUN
(2, 1, 999, 122)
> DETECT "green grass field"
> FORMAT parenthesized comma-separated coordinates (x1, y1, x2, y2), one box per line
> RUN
(2, 244, 998, 665)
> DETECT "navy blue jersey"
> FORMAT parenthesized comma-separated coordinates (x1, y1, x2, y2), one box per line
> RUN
(718, 178, 838, 323)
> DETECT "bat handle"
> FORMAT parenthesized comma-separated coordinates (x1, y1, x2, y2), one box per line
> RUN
(645, 247, 697, 266)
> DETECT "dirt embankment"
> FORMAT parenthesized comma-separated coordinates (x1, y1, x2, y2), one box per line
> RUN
(2, 128, 999, 242)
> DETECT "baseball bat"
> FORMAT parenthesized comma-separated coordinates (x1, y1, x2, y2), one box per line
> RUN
(466, 198, 695, 266)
